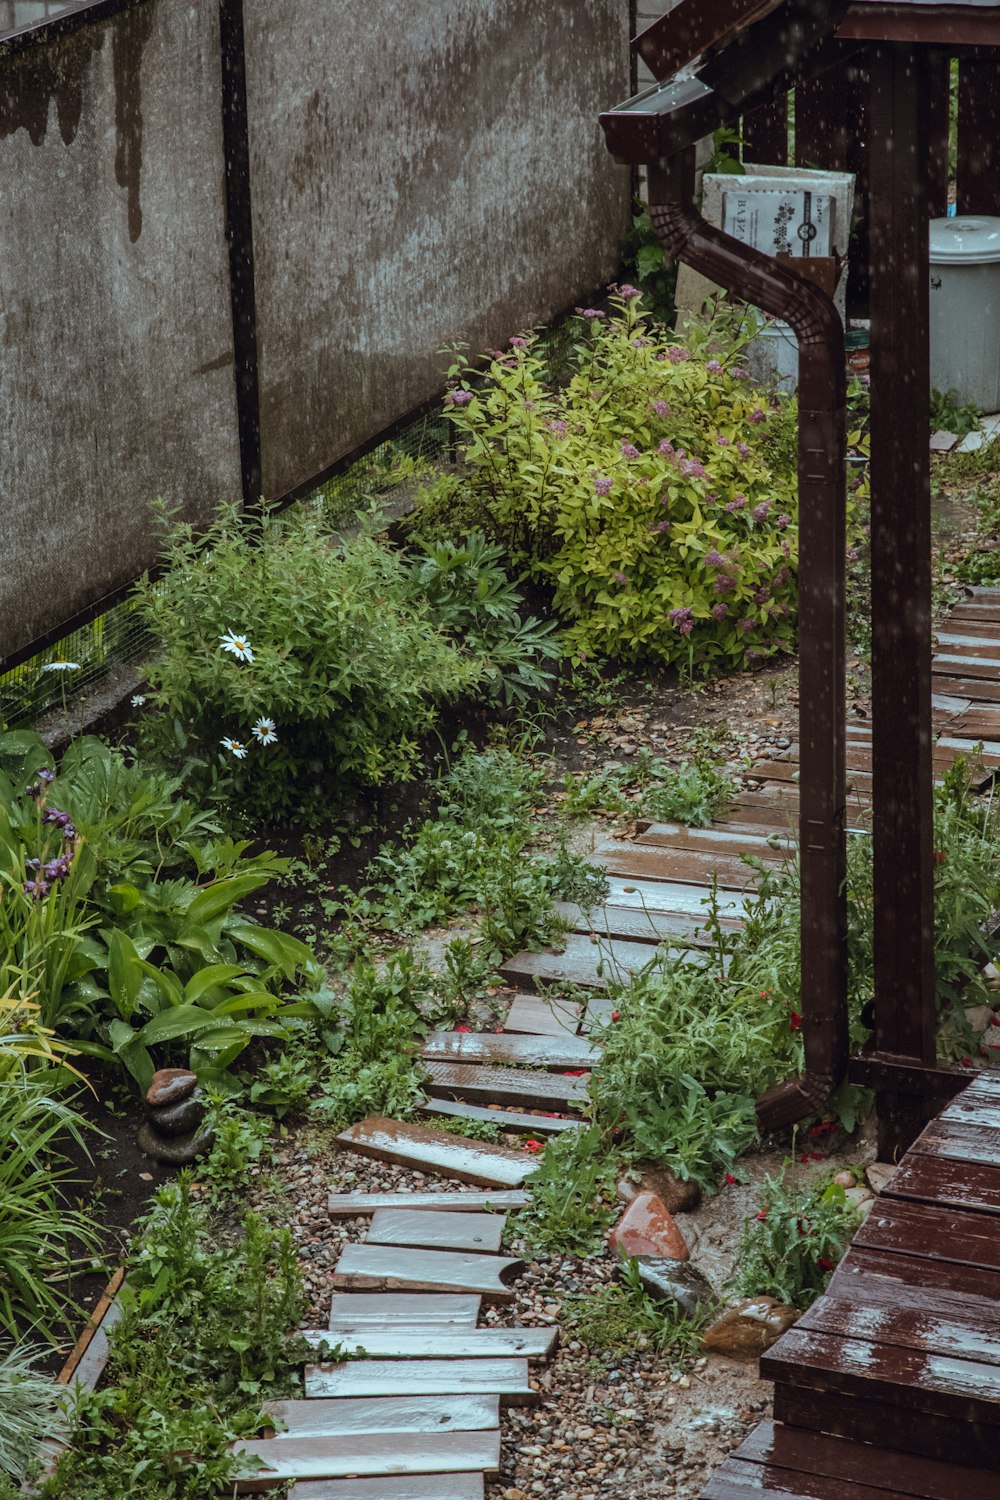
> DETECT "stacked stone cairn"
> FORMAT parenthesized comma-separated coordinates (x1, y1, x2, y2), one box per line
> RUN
(138, 1067, 215, 1166)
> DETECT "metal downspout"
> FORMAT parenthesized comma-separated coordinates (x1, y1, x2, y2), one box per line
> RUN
(647, 164, 848, 1130)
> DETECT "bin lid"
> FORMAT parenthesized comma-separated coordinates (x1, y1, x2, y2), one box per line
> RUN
(930, 216, 1000, 265)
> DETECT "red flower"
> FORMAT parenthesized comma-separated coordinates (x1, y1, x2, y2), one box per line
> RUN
(933, 849, 946, 865)
(808, 1120, 837, 1137)
(817, 1256, 835, 1273)
(725, 1172, 738, 1185)
(789, 1012, 803, 1031)
(799, 1153, 810, 1164)
(523, 1139, 543, 1153)
(756, 1210, 768, 1221)
(759, 990, 772, 999)
(611, 1010, 621, 1022)
(809, 1151, 825, 1162)
(960, 1057, 974, 1068)
(495, 1027, 505, 1034)
(455, 1025, 471, 1033)
(563, 1070, 587, 1077)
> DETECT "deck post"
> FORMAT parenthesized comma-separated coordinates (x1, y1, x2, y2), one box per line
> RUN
(865, 43, 936, 1158)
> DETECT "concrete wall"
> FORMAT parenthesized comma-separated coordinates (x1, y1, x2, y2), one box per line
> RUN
(245, 0, 631, 498)
(0, 0, 241, 658)
(1, 0, 630, 662)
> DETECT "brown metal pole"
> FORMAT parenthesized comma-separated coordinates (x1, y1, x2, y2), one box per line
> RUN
(866, 44, 936, 1158)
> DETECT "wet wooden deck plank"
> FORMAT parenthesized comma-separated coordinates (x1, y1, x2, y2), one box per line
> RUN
(304, 1356, 535, 1404)
(936, 631, 1000, 657)
(502, 993, 582, 1035)
(591, 841, 762, 890)
(366, 1209, 504, 1254)
(328, 1191, 530, 1218)
(287, 1477, 484, 1500)
(853, 1196, 1000, 1274)
(305, 1326, 557, 1360)
(731, 1419, 1000, 1500)
(702, 1457, 921, 1500)
(421, 1031, 597, 1072)
(262, 1394, 500, 1439)
(331, 1243, 522, 1301)
(761, 1326, 1000, 1423)
(884, 1152, 1000, 1215)
(835, 1244, 1000, 1303)
(232, 1430, 501, 1489)
(911, 1115, 1000, 1169)
(801, 1269, 1000, 1367)
(498, 938, 704, 993)
(326, 1294, 481, 1327)
(633, 822, 794, 860)
(418, 1096, 581, 1137)
(932, 673, 1000, 703)
(601, 873, 753, 916)
(422, 1061, 589, 1112)
(336, 1118, 539, 1188)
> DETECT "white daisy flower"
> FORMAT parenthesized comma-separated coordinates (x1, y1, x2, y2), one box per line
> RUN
(220, 737, 248, 760)
(41, 660, 81, 672)
(219, 630, 255, 663)
(251, 717, 278, 746)
(131, 694, 146, 707)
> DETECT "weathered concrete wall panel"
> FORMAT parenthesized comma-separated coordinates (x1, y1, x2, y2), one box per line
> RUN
(245, 0, 631, 499)
(0, 0, 241, 658)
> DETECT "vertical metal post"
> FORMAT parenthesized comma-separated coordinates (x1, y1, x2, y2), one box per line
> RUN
(867, 45, 936, 1157)
(219, 0, 262, 507)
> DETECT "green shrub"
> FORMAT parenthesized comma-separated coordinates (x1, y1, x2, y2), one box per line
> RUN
(731, 1168, 861, 1308)
(412, 291, 800, 671)
(0, 1344, 62, 1484)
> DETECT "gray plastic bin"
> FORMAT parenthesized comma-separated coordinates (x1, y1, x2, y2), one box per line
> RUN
(930, 215, 1000, 414)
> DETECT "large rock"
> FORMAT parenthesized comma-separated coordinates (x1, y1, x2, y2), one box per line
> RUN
(617, 1164, 701, 1215)
(147, 1088, 206, 1139)
(608, 1192, 689, 1262)
(701, 1297, 799, 1359)
(138, 1120, 215, 1166)
(866, 1161, 896, 1195)
(146, 1068, 198, 1108)
(632, 1256, 716, 1317)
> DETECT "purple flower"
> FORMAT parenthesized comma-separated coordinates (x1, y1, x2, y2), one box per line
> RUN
(23, 879, 49, 899)
(446, 389, 474, 406)
(620, 442, 640, 459)
(733, 367, 750, 380)
(41, 808, 73, 830)
(667, 346, 689, 365)
(704, 550, 726, 568)
(613, 572, 629, 586)
(777, 514, 790, 531)
(737, 442, 751, 459)
(576, 307, 605, 320)
(753, 586, 771, 604)
(726, 495, 748, 513)
(748, 406, 767, 424)
(38, 768, 54, 785)
(751, 501, 771, 524)
(669, 606, 694, 635)
(594, 477, 613, 496)
(781, 540, 791, 558)
(617, 283, 641, 299)
(657, 520, 669, 533)
(652, 400, 670, 418)
(658, 439, 675, 458)
(44, 853, 73, 881)
(681, 459, 705, 479)
(737, 618, 755, 635)
(510, 336, 529, 348)
(716, 435, 731, 447)
(547, 419, 567, 435)
(847, 546, 860, 562)
(712, 603, 729, 621)
(631, 338, 651, 347)
(774, 567, 789, 587)
(715, 575, 736, 595)
(706, 360, 723, 374)
(746, 648, 761, 662)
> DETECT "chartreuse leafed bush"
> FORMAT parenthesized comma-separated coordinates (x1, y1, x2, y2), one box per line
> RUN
(412, 289, 800, 671)
(134, 503, 559, 818)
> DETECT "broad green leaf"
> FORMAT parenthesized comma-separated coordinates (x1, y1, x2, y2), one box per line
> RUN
(186, 874, 269, 926)
(183, 964, 246, 1006)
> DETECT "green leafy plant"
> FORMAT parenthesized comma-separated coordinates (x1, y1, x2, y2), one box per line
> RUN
(412, 290, 799, 673)
(930, 386, 980, 439)
(0, 1343, 62, 1484)
(731, 1167, 861, 1308)
(565, 1258, 712, 1364)
(515, 1125, 618, 1255)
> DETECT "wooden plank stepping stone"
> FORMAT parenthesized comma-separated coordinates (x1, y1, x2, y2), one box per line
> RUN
(421, 1030, 597, 1071)
(934, 652, 1000, 680)
(592, 840, 762, 889)
(328, 1191, 529, 1218)
(366, 1209, 504, 1253)
(419, 1096, 581, 1136)
(932, 673, 1000, 703)
(327, 1293, 481, 1328)
(287, 1477, 484, 1500)
(884, 1150, 1000, 1215)
(305, 1326, 558, 1360)
(423, 1061, 589, 1112)
(232, 1430, 501, 1490)
(262, 1394, 500, 1439)
(503, 992, 581, 1035)
(553, 899, 730, 947)
(336, 1118, 539, 1188)
(501, 933, 688, 989)
(603, 874, 752, 916)
(331, 1243, 523, 1301)
(635, 822, 795, 860)
(305, 1356, 535, 1404)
